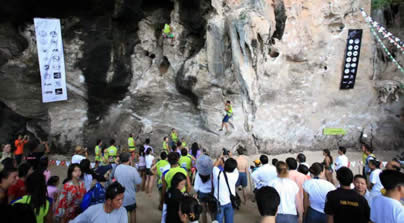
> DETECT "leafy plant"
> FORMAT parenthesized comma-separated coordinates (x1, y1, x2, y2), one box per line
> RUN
(372, 0, 402, 9)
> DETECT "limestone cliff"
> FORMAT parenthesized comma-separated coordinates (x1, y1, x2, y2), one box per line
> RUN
(0, 0, 403, 155)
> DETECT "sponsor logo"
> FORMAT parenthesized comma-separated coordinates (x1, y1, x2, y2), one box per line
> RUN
(55, 88, 63, 95)
(53, 72, 61, 79)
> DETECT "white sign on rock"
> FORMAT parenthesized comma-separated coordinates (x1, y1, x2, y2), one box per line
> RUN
(34, 18, 68, 103)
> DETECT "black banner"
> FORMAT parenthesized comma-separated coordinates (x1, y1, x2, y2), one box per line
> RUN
(340, 29, 363, 89)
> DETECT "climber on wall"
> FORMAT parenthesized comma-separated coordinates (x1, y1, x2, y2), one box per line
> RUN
(162, 23, 175, 44)
(219, 100, 233, 133)
(128, 133, 136, 160)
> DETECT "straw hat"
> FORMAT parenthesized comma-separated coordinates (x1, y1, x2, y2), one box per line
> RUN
(75, 146, 84, 154)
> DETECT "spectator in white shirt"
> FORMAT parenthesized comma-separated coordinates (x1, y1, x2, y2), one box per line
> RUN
(144, 148, 155, 196)
(213, 155, 239, 223)
(370, 170, 404, 223)
(251, 155, 277, 190)
(80, 159, 94, 192)
(302, 162, 336, 223)
(334, 147, 348, 171)
(369, 159, 383, 196)
(255, 186, 280, 223)
(143, 138, 154, 153)
(268, 161, 299, 223)
(195, 154, 213, 223)
(354, 174, 374, 206)
(296, 153, 309, 169)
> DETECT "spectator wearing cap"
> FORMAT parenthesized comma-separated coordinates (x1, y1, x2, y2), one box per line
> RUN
(370, 170, 404, 223)
(251, 155, 277, 190)
(251, 159, 261, 173)
(194, 154, 213, 223)
(302, 163, 335, 223)
(255, 186, 280, 223)
(72, 146, 88, 164)
(113, 152, 142, 223)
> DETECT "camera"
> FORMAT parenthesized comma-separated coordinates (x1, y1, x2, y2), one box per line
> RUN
(222, 148, 229, 156)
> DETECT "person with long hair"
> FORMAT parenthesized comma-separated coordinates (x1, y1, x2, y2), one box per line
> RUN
(179, 196, 203, 223)
(138, 150, 146, 191)
(38, 156, 51, 183)
(0, 166, 18, 205)
(322, 149, 334, 184)
(190, 143, 201, 160)
(13, 171, 52, 223)
(55, 163, 86, 223)
(144, 148, 155, 196)
(165, 172, 187, 223)
(80, 159, 94, 192)
(268, 161, 299, 223)
(302, 163, 336, 223)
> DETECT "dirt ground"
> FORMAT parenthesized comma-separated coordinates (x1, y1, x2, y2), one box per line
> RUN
(49, 149, 400, 223)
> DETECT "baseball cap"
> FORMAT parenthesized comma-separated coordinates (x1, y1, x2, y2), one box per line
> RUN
(254, 159, 261, 165)
(196, 155, 213, 175)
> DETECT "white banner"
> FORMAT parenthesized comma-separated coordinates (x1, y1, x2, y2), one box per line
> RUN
(34, 18, 68, 103)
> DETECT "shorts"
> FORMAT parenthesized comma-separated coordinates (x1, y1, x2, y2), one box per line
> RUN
(146, 168, 153, 176)
(222, 114, 231, 123)
(164, 33, 174, 38)
(236, 172, 248, 187)
(138, 166, 146, 172)
(125, 203, 137, 212)
(197, 191, 211, 202)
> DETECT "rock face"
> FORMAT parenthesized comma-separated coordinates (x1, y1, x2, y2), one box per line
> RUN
(0, 0, 403, 155)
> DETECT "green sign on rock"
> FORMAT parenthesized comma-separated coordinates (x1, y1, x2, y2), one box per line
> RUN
(323, 128, 346, 135)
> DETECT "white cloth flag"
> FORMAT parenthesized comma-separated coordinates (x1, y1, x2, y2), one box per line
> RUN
(34, 18, 68, 103)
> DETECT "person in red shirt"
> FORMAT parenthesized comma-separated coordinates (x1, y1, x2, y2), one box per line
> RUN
(8, 162, 33, 203)
(14, 135, 29, 165)
(55, 164, 86, 223)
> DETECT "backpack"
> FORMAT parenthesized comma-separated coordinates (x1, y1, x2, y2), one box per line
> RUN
(80, 183, 106, 212)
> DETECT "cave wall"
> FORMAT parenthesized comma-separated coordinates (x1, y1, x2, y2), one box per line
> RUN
(0, 0, 403, 155)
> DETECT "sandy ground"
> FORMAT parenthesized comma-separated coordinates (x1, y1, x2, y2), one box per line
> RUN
(48, 149, 400, 223)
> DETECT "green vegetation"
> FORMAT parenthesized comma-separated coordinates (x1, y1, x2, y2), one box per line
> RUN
(372, 0, 402, 9)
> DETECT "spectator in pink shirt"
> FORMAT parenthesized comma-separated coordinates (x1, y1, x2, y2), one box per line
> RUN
(286, 157, 308, 222)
